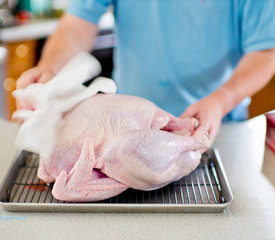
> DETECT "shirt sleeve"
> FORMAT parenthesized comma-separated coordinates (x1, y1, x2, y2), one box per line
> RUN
(66, 0, 112, 24)
(240, 0, 275, 53)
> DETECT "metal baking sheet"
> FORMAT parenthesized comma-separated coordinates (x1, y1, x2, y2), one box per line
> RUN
(0, 148, 233, 213)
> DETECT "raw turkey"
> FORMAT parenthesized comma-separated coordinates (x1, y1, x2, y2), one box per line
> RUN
(35, 94, 210, 202)
(12, 52, 210, 202)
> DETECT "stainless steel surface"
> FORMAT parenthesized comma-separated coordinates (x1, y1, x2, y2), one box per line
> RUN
(0, 148, 233, 212)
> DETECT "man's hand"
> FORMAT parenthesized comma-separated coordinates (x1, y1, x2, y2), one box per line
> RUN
(16, 66, 55, 89)
(181, 49, 275, 145)
(15, 66, 55, 109)
(14, 13, 99, 110)
(180, 92, 225, 145)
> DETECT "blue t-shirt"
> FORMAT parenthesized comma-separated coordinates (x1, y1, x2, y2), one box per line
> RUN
(67, 0, 275, 120)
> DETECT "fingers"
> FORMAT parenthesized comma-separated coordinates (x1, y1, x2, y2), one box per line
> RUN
(162, 114, 199, 133)
(16, 98, 34, 110)
(16, 66, 54, 89)
(180, 94, 225, 148)
(194, 116, 221, 146)
(15, 67, 55, 111)
(16, 68, 42, 89)
(180, 104, 221, 145)
(194, 114, 210, 134)
(15, 68, 40, 110)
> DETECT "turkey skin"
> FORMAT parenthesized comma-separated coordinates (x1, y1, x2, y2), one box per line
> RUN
(36, 94, 210, 202)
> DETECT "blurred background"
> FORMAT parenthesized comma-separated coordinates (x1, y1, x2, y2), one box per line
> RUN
(0, 0, 274, 120)
(0, 0, 114, 119)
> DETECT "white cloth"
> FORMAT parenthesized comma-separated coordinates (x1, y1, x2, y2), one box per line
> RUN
(12, 52, 117, 157)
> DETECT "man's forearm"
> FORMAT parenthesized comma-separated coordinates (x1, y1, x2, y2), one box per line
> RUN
(38, 13, 98, 75)
(212, 49, 275, 116)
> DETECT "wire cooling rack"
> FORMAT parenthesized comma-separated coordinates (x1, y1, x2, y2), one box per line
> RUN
(0, 149, 233, 212)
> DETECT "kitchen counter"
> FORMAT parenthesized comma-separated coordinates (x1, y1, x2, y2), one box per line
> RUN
(0, 116, 274, 240)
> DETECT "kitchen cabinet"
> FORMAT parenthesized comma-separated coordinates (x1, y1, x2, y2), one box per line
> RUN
(249, 76, 275, 118)
(3, 39, 38, 119)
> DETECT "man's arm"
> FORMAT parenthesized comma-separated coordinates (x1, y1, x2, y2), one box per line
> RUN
(16, 13, 98, 89)
(181, 49, 275, 143)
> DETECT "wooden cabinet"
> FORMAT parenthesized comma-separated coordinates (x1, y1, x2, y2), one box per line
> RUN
(3, 40, 38, 119)
(249, 76, 275, 118)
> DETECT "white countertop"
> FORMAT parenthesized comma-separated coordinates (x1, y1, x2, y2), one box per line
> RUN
(0, 12, 114, 43)
(0, 116, 275, 240)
